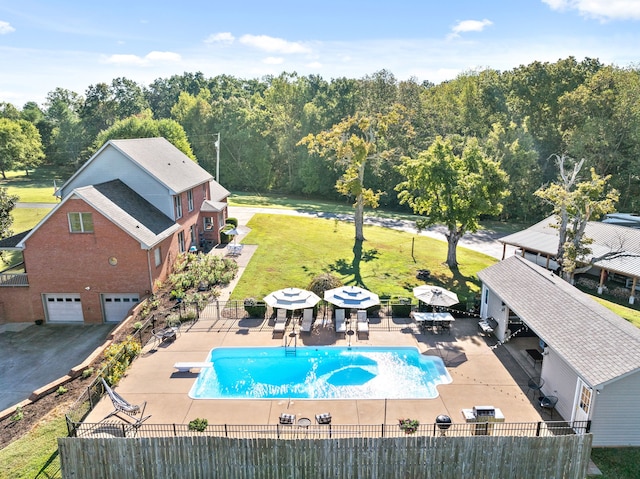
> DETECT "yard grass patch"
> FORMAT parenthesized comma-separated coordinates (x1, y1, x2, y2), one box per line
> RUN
(0, 407, 67, 479)
(590, 296, 640, 328)
(231, 214, 496, 303)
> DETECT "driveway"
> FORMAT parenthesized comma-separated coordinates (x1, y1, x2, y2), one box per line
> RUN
(0, 323, 114, 412)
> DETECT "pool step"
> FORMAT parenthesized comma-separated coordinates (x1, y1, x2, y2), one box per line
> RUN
(285, 347, 296, 357)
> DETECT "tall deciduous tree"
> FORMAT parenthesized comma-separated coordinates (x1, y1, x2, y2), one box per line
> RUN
(91, 114, 195, 160)
(396, 136, 509, 268)
(534, 154, 619, 279)
(0, 118, 45, 178)
(299, 107, 405, 241)
(0, 187, 18, 240)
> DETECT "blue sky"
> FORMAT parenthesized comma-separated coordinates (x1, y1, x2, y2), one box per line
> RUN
(1, 0, 639, 106)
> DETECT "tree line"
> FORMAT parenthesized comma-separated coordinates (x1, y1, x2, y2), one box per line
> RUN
(1, 56, 638, 224)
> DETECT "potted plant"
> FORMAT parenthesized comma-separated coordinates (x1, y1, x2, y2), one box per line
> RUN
(399, 418, 420, 434)
(188, 417, 208, 432)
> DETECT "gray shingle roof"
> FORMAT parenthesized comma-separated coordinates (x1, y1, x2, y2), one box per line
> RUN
(0, 229, 31, 249)
(74, 180, 179, 248)
(478, 255, 640, 387)
(500, 216, 640, 278)
(109, 138, 216, 195)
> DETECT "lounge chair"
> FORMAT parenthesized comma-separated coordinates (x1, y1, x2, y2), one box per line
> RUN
(356, 310, 369, 335)
(335, 309, 346, 333)
(273, 309, 288, 334)
(300, 308, 314, 333)
(279, 413, 296, 425)
(100, 378, 151, 427)
(315, 412, 332, 425)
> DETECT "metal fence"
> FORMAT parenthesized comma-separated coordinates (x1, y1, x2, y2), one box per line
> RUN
(69, 419, 591, 440)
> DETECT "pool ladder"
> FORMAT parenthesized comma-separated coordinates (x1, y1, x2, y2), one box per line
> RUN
(284, 334, 297, 356)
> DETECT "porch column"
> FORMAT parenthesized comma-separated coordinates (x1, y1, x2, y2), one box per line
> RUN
(597, 269, 607, 295)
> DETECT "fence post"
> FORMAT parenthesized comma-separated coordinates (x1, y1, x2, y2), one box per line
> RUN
(535, 421, 542, 436)
(173, 424, 177, 436)
(225, 424, 228, 437)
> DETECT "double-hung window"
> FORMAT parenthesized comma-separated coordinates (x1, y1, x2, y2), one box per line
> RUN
(187, 190, 194, 212)
(178, 231, 185, 253)
(68, 212, 94, 233)
(174, 195, 183, 219)
(154, 247, 162, 267)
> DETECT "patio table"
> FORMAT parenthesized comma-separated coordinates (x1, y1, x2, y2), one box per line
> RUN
(412, 312, 455, 333)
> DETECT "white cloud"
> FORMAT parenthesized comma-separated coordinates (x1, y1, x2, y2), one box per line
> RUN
(542, 0, 640, 20)
(204, 32, 235, 44)
(102, 51, 181, 66)
(307, 61, 323, 69)
(0, 20, 15, 34)
(451, 19, 493, 35)
(263, 56, 284, 65)
(239, 34, 311, 54)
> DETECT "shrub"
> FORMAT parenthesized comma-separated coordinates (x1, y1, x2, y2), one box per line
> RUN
(188, 418, 209, 432)
(82, 367, 94, 379)
(399, 418, 419, 434)
(133, 321, 143, 331)
(102, 336, 142, 385)
(10, 406, 23, 422)
(56, 386, 68, 395)
(226, 217, 238, 227)
(307, 272, 343, 297)
(244, 298, 267, 318)
(391, 302, 413, 318)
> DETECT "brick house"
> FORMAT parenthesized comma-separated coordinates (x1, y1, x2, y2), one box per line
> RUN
(0, 137, 229, 325)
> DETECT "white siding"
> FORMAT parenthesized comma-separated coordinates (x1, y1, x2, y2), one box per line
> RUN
(540, 347, 578, 421)
(480, 285, 509, 341)
(590, 371, 640, 446)
(60, 147, 174, 218)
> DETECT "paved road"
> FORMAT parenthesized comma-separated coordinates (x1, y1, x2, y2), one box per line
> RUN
(228, 206, 506, 259)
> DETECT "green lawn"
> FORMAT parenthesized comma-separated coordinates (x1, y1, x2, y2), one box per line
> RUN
(231, 214, 495, 303)
(591, 296, 640, 328)
(1, 168, 65, 203)
(0, 409, 67, 479)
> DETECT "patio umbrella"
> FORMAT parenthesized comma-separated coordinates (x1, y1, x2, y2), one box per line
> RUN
(263, 287, 321, 311)
(324, 285, 380, 310)
(413, 285, 459, 309)
(225, 225, 251, 245)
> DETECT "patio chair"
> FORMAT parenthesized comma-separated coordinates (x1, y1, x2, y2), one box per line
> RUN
(279, 413, 296, 425)
(273, 309, 288, 334)
(315, 412, 332, 425)
(334, 309, 346, 333)
(440, 320, 451, 334)
(300, 308, 314, 333)
(527, 376, 545, 398)
(356, 310, 369, 335)
(100, 378, 151, 427)
(539, 395, 558, 419)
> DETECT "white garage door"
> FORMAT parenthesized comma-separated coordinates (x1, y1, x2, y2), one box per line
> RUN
(45, 294, 84, 323)
(103, 294, 139, 323)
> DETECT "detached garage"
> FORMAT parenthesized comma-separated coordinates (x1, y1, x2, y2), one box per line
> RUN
(44, 294, 84, 323)
(102, 294, 139, 323)
(478, 255, 640, 446)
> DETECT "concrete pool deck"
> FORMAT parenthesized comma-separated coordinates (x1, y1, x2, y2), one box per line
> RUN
(85, 310, 546, 428)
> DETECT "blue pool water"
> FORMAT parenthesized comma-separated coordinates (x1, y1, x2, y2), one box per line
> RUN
(189, 346, 452, 400)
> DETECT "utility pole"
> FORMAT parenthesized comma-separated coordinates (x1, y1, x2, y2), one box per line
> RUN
(214, 132, 220, 183)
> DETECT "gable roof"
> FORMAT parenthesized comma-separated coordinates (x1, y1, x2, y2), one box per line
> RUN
(58, 137, 223, 197)
(500, 216, 640, 279)
(108, 138, 215, 195)
(73, 180, 179, 248)
(18, 180, 178, 250)
(478, 255, 640, 387)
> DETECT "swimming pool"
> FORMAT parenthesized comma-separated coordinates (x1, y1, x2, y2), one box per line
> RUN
(189, 346, 452, 400)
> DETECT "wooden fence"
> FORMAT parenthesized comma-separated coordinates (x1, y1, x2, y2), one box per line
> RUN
(59, 433, 592, 479)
